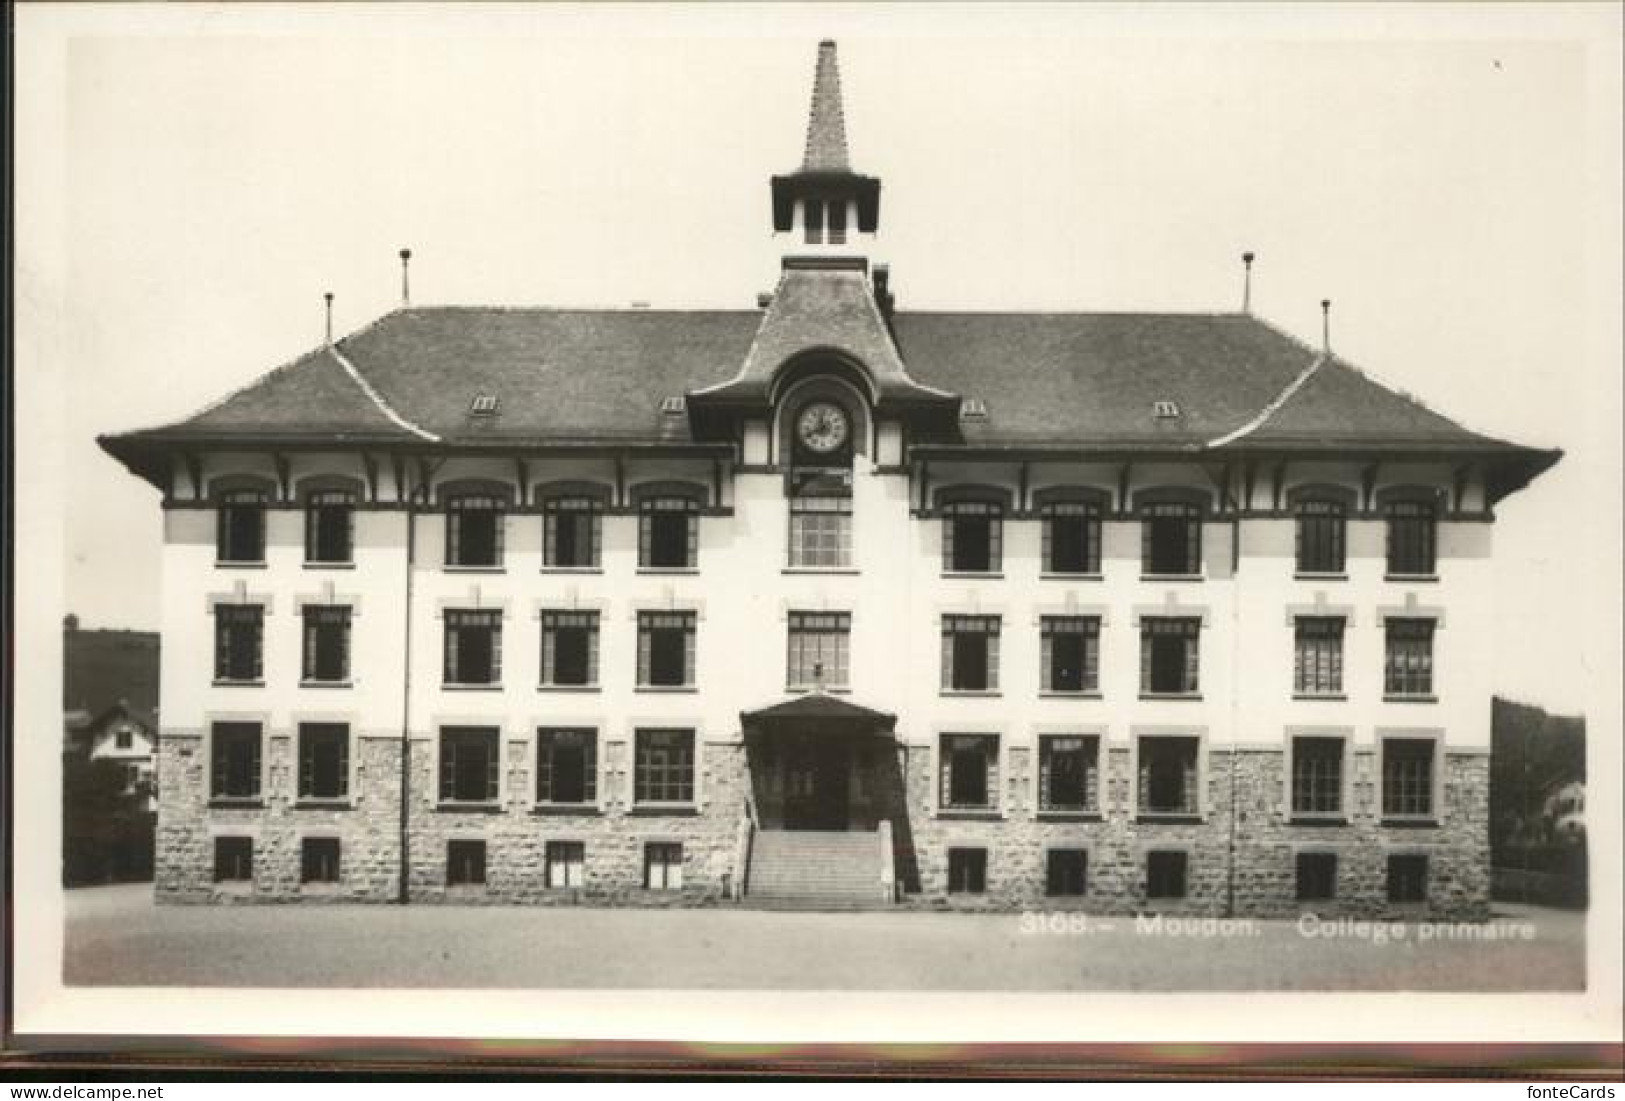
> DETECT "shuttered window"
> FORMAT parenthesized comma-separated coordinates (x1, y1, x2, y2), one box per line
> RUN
(439, 726, 500, 804)
(543, 496, 602, 568)
(301, 605, 352, 683)
(1041, 616, 1100, 693)
(941, 615, 1000, 692)
(446, 494, 504, 567)
(1140, 617, 1200, 695)
(1041, 500, 1102, 574)
(540, 611, 598, 687)
(213, 605, 264, 683)
(443, 609, 502, 685)
(1141, 502, 1201, 575)
(639, 497, 699, 568)
(637, 611, 695, 687)
(942, 502, 1001, 573)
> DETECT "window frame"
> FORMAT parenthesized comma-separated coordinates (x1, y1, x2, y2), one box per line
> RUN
(643, 841, 685, 890)
(1287, 485, 1354, 576)
(214, 484, 271, 565)
(636, 610, 697, 689)
(1296, 851, 1338, 903)
(1286, 732, 1348, 822)
(296, 721, 351, 804)
(1036, 732, 1102, 816)
(299, 836, 342, 885)
(446, 839, 488, 887)
(212, 835, 255, 884)
(946, 847, 988, 895)
(1044, 848, 1089, 898)
(1379, 487, 1442, 578)
(437, 725, 502, 808)
(539, 610, 600, 689)
(1134, 488, 1209, 578)
(212, 603, 265, 685)
(786, 610, 852, 690)
(1034, 488, 1107, 576)
(1384, 617, 1437, 699)
(940, 614, 1001, 694)
(787, 494, 854, 569)
(1386, 853, 1430, 905)
(633, 728, 697, 808)
(209, 721, 263, 804)
(537, 483, 610, 570)
(544, 840, 587, 889)
(302, 486, 357, 566)
(442, 608, 503, 687)
(300, 604, 353, 685)
(1292, 615, 1346, 698)
(440, 481, 512, 570)
(1040, 615, 1101, 695)
(1138, 616, 1201, 698)
(632, 483, 707, 571)
(1145, 849, 1189, 901)
(937, 732, 1000, 814)
(1134, 732, 1204, 820)
(939, 500, 1004, 575)
(1379, 732, 1441, 824)
(535, 727, 598, 808)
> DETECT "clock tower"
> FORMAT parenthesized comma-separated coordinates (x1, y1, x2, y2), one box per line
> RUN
(770, 40, 882, 257)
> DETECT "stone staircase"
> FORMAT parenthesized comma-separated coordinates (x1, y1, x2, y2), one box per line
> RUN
(744, 829, 888, 909)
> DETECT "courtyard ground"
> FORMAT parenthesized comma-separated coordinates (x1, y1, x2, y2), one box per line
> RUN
(63, 884, 1585, 991)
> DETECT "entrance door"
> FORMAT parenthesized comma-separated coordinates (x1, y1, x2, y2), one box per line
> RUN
(782, 736, 850, 830)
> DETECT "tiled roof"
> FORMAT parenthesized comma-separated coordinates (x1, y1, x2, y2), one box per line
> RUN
(801, 40, 851, 173)
(694, 265, 952, 406)
(102, 304, 1543, 460)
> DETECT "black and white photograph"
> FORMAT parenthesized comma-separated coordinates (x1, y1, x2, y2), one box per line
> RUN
(11, 0, 1622, 1064)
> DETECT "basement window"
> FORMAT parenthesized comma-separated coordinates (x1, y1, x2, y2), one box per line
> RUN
(1146, 850, 1189, 900)
(300, 838, 341, 885)
(947, 848, 988, 895)
(1046, 849, 1089, 897)
(1296, 853, 1338, 902)
(1387, 854, 1429, 904)
(546, 841, 586, 889)
(446, 840, 487, 886)
(644, 842, 684, 890)
(213, 837, 254, 884)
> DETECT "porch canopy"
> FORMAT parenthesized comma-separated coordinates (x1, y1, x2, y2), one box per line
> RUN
(739, 692, 897, 737)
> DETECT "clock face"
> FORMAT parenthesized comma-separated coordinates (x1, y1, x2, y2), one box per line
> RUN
(797, 402, 850, 454)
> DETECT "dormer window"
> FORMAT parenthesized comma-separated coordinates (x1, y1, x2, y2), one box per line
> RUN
(469, 394, 500, 416)
(1153, 400, 1181, 419)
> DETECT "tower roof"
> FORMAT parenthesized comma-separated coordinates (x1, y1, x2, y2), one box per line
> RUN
(802, 40, 851, 172)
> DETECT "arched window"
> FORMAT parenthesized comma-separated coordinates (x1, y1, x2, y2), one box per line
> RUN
(537, 483, 610, 569)
(1134, 489, 1210, 577)
(1034, 488, 1108, 575)
(440, 481, 513, 568)
(632, 482, 707, 569)
(936, 487, 1011, 575)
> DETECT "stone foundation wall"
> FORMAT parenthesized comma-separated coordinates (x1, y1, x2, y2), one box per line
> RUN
(156, 728, 1487, 918)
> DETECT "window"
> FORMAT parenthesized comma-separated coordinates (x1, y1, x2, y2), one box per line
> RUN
(300, 838, 341, 884)
(1387, 854, 1429, 904)
(543, 496, 602, 568)
(947, 848, 987, 894)
(1386, 499, 1437, 576)
(1385, 619, 1435, 698)
(1382, 738, 1436, 819)
(213, 837, 253, 883)
(1140, 617, 1200, 696)
(1046, 849, 1089, 897)
(444, 610, 502, 686)
(1137, 735, 1200, 816)
(1141, 501, 1201, 576)
(787, 611, 851, 689)
(1041, 616, 1100, 693)
(1295, 498, 1346, 574)
(1296, 853, 1338, 902)
(301, 605, 352, 683)
(1041, 500, 1103, 574)
(304, 490, 354, 564)
(803, 198, 824, 245)
(297, 723, 350, 802)
(827, 199, 848, 244)
(213, 604, 263, 683)
(644, 842, 684, 889)
(639, 496, 699, 569)
(635, 728, 695, 805)
(545, 840, 585, 888)
(536, 728, 597, 805)
(637, 611, 696, 688)
(941, 615, 1000, 692)
(1293, 617, 1344, 696)
(939, 734, 998, 811)
(788, 496, 852, 568)
(1290, 736, 1344, 818)
(216, 489, 267, 563)
(942, 501, 1001, 573)
(210, 722, 261, 801)
(540, 611, 598, 687)
(445, 494, 503, 567)
(115, 729, 133, 750)
(439, 726, 500, 805)
(446, 839, 486, 886)
(1146, 850, 1188, 899)
(1038, 734, 1100, 813)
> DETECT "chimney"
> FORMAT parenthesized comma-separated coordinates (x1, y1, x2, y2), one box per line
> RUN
(324, 292, 334, 345)
(399, 248, 413, 307)
(1321, 299, 1332, 352)
(873, 263, 895, 323)
(1241, 252, 1255, 314)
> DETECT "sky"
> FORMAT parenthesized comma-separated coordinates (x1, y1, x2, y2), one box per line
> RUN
(19, 3, 1623, 717)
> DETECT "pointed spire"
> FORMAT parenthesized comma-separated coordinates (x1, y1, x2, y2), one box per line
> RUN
(802, 40, 851, 171)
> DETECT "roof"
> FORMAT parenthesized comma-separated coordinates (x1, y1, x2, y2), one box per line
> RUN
(101, 304, 1554, 481)
(802, 40, 851, 172)
(693, 263, 952, 407)
(741, 692, 897, 731)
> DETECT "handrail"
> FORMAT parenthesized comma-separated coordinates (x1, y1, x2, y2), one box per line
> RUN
(732, 812, 755, 901)
(878, 819, 896, 903)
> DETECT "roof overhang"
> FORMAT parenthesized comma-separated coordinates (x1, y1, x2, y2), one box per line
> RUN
(740, 692, 897, 735)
